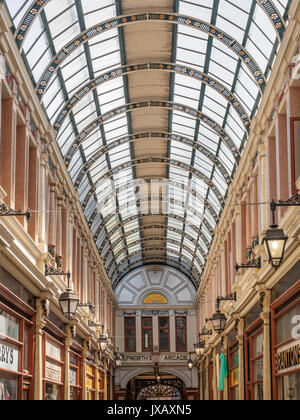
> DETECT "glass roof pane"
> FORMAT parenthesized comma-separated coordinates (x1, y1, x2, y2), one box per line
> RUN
(5, 0, 290, 283)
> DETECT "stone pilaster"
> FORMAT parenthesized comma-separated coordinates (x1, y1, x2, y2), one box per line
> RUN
(34, 299, 47, 400)
(212, 347, 217, 401)
(222, 335, 229, 400)
(237, 318, 245, 401)
(103, 359, 108, 401)
(95, 352, 100, 401)
(64, 325, 73, 401)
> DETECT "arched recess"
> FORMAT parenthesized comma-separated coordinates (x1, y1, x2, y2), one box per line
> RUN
(105, 237, 205, 271)
(112, 259, 200, 289)
(53, 63, 251, 134)
(102, 225, 207, 261)
(64, 101, 240, 166)
(89, 177, 220, 232)
(32, 13, 268, 97)
(93, 195, 215, 248)
(74, 132, 233, 189)
(120, 368, 192, 390)
(99, 210, 213, 276)
(81, 157, 225, 209)
(93, 212, 212, 253)
(115, 265, 196, 304)
(15, 0, 286, 54)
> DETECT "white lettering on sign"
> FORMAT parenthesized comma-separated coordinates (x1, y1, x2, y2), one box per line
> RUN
(45, 361, 62, 383)
(0, 339, 19, 372)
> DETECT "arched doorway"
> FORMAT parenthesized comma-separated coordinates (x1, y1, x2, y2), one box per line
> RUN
(126, 373, 185, 400)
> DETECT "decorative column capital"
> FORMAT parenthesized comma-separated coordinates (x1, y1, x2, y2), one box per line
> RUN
(35, 298, 47, 335)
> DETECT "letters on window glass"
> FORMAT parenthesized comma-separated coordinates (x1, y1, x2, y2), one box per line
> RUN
(159, 317, 170, 352)
(0, 374, 18, 401)
(176, 317, 187, 352)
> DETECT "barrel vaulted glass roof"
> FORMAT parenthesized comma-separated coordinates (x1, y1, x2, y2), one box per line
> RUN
(4, 0, 291, 288)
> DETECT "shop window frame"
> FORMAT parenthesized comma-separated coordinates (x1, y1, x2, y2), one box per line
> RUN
(0, 288, 35, 401)
(245, 319, 264, 401)
(290, 117, 300, 194)
(158, 317, 170, 353)
(271, 279, 300, 400)
(141, 317, 153, 353)
(228, 341, 239, 401)
(124, 317, 136, 353)
(86, 360, 96, 401)
(175, 316, 187, 353)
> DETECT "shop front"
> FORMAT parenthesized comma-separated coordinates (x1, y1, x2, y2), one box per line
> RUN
(245, 319, 264, 401)
(43, 321, 66, 401)
(0, 280, 35, 400)
(272, 279, 300, 400)
(201, 362, 206, 401)
(86, 356, 96, 400)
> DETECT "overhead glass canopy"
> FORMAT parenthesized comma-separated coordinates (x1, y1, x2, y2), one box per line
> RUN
(4, 0, 291, 288)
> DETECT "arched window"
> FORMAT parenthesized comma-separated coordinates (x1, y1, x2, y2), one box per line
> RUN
(143, 294, 168, 305)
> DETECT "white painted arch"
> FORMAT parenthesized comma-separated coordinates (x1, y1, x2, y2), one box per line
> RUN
(115, 265, 196, 307)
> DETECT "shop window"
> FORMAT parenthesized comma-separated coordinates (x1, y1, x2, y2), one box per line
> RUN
(98, 369, 104, 400)
(45, 383, 61, 401)
(272, 282, 300, 400)
(124, 317, 136, 353)
(107, 372, 111, 400)
(245, 322, 264, 401)
(291, 118, 300, 192)
(142, 317, 153, 353)
(208, 362, 214, 400)
(201, 367, 207, 401)
(229, 343, 239, 400)
(176, 317, 187, 352)
(159, 317, 170, 352)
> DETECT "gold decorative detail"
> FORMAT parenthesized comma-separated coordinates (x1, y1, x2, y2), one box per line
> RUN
(143, 294, 168, 305)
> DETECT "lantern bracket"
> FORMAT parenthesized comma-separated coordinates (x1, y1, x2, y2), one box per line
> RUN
(0, 203, 31, 221)
(271, 194, 300, 226)
(45, 264, 71, 281)
(235, 257, 261, 272)
(216, 292, 237, 311)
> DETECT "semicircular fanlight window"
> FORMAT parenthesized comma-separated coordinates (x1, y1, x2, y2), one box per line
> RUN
(143, 294, 168, 305)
